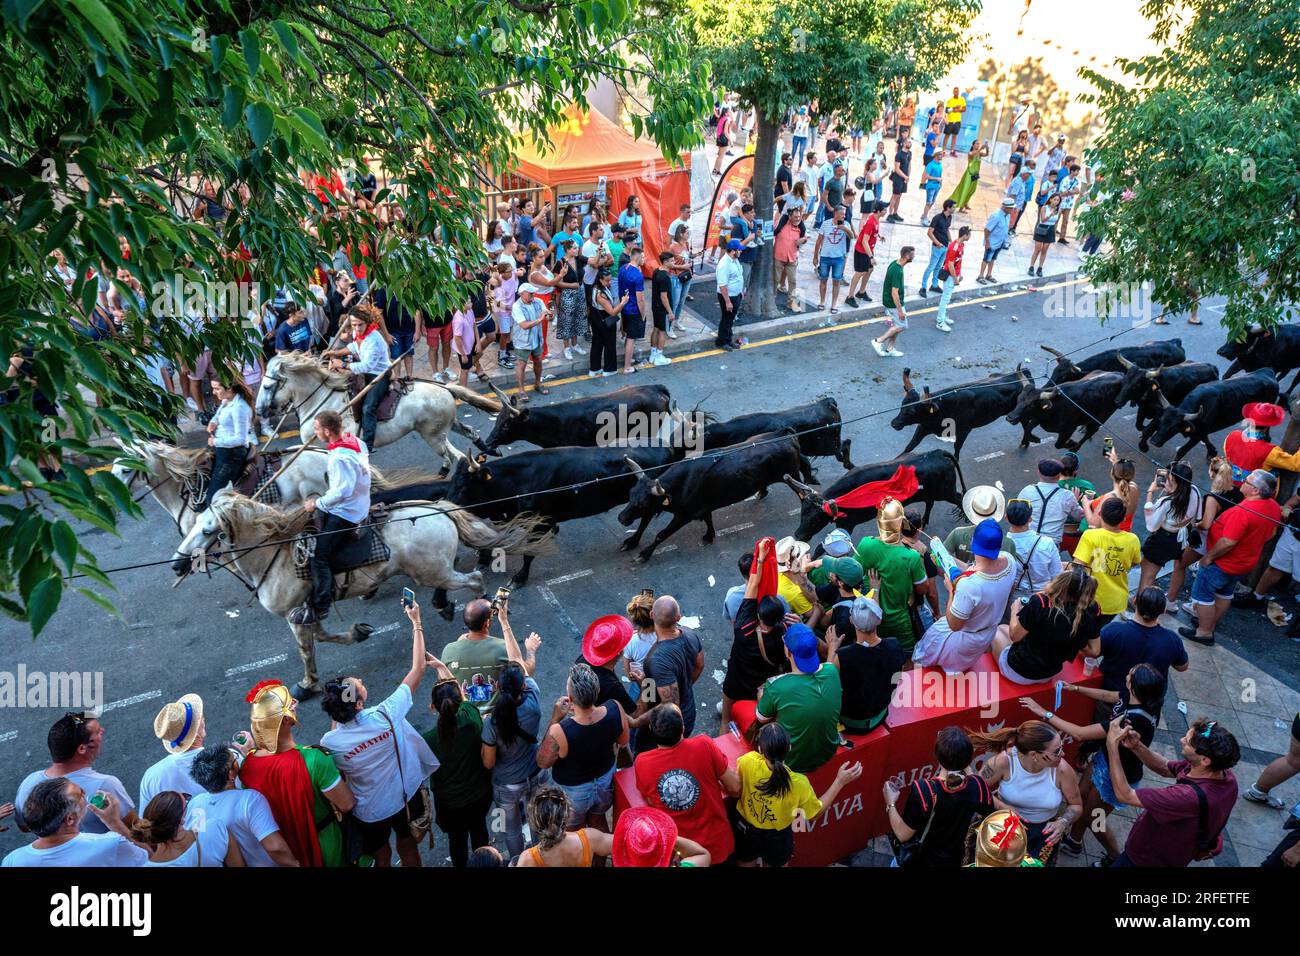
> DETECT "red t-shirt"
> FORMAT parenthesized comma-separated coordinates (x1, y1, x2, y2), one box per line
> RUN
(1207, 496, 1281, 574)
(855, 216, 880, 254)
(1126, 761, 1237, 867)
(633, 736, 735, 862)
(941, 241, 965, 279)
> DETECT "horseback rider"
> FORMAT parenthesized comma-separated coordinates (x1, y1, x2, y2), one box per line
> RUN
(198, 374, 256, 511)
(290, 409, 371, 625)
(323, 304, 392, 449)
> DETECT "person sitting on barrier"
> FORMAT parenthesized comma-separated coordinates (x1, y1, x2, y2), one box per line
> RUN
(825, 596, 907, 734)
(882, 726, 994, 868)
(753, 623, 843, 773)
(1003, 499, 1063, 597)
(806, 556, 865, 638)
(900, 506, 942, 630)
(992, 566, 1102, 686)
(732, 723, 863, 868)
(633, 704, 739, 865)
(913, 519, 1017, 674)
(1021, 662, 1166, 865)
(971, 719, 1083, 865)
(722, 538, 793, 727)
(775, 537, 816, 618)
(515, 786, 612, 867)
(854, 498, 929, 652)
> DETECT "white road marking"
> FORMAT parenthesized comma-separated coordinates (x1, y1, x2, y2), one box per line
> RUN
(99, 690, 162, 713)
(538, 587, 582, 640)
(544, 569, 593, 586)
(680, 616, 701, 629)
(225, 654, 288, 678)
(369, 622, 403, 636)
(787, 507, 802, 515)
(974, 451, 1005, 462)
(716, 522, 754, 536)
(658, 545, 678, 554)
(0, 731, 17, 744)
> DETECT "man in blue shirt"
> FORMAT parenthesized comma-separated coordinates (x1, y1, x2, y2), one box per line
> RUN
(976, 197, 1014, 284)
(515, 198, 537, 247)
(273, 308, 312, 353)
(730, 203, 759, 288)
(618, 248, 647, 374)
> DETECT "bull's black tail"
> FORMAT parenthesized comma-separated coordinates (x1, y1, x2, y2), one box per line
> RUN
(946, 450, 968, 522)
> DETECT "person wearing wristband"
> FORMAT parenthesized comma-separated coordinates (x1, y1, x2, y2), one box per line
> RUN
(1020, 662, 1165, 866)
(883, 727, 993, 867)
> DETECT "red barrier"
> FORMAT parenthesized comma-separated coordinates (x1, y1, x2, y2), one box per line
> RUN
(614, 652, 1100, 866)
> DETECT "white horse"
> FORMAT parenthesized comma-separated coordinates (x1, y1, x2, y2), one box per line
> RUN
(170, 488, 555, 694)
(110, 439, 411, 537)
(256, 353, 500, 472)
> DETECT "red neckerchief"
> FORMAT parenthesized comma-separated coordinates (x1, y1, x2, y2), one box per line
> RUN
(355, 322, 380, 342)
(328, 434, 362, 453)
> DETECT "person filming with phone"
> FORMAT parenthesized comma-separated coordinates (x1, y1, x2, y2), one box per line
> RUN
(439, 590, 531, 714)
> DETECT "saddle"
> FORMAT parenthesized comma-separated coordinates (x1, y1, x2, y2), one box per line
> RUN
(196, 448, 283, 506)
(347, 374, 411, 422)
(293, 504, 393, 582)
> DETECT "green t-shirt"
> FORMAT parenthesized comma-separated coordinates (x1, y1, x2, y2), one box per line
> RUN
(441, 636, 509, 713)
(299, 745, 345, 868)
(1059, 477, 1095, 532)
(423, 700, 493, 810)
(853, 537, 927, 649)
(607, 239, 626, 264)
(943, 525, 1022, 566)
(882, 261, 906, 310)
(755, 665, 842, 774)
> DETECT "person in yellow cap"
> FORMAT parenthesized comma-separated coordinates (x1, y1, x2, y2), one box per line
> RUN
(138, 694, 206, 809)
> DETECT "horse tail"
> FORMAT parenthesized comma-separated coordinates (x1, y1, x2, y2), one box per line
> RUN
(438, 382, 503, 414)
(439, 507, 557, 556)
(370, 465, 440, 491)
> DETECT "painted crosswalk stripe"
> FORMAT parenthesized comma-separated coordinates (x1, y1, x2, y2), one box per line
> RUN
(974, 451, 1005, 463)
(716, 522, 754, 536)
(538, 587, 582, 640)
(99, 690, 162, 713)
(787, 507, 802, 515)
(0, 731, 16, 744)
(544, 569, 593, 586)
(225, 654, 288, 678)
(369, 622, 403, 636)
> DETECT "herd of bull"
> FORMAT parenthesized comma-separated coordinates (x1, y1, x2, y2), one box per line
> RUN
(370, 324, 1300, 586)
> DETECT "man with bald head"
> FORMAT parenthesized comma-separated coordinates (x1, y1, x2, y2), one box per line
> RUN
(635, 595, 705, 754)
(439, 596, 509, 712)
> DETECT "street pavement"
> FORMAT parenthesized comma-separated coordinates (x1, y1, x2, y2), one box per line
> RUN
(3, 281, 1298, 867)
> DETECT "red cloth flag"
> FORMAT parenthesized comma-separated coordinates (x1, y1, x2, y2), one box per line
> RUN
(751, 536, 780, 602)
(823, 465, 919, 518)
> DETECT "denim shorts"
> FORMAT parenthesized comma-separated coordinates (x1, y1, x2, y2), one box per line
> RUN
(557, 766, 614, 827)
(983, 246, 1003, 263)
(389, 331, 414, 359)
(925, 184, 941, 203)
(1091, 751, 1120, 807)
(1191, 562, 1239, 604)
(817, 256, 846, 282)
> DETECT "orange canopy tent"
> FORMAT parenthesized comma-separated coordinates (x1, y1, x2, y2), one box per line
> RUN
(511, 106, 690, 265)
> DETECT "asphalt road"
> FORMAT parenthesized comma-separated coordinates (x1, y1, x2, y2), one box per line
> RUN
(4, 279, 1297, 865)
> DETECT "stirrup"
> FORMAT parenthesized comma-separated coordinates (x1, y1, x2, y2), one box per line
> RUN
(289, 603, 328, 625)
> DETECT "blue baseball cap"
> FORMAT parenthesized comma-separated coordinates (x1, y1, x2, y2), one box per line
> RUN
(726, 239, 742, 251)
(783, 623, 821, 674)
(970, 518, 1004, 559)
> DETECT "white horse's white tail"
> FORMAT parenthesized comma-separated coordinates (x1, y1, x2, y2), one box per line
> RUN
(437, 382, 503, 414)
(424, 504, 555, 557)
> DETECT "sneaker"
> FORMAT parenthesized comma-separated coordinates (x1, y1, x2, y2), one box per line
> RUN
(918, 288, 928, 298)
(601, 370, 617, 377)
(1243, 785, 1286, 809)
(920, 216, 930, 227)
(887, 347, 905, 357)
(936, 322, 952, 333)
(1090, 855, 1115, 868)
(563, 346, 574, 360)
(1036, 267, 1043, 277)
(573, 345, 587, 355)
(1178, 625, 1215, 647)
(1060, 835, 1083, 856)
(844, 296, 859, 308)
(652, 353, 672, 366)
(1231, 591, 1267, 610)
(666, 327, 678, 339)
(588, 370, 600, 378)
(862, 293, 873, 302)
(929, 285, 943, 293)
(871, 339, 887, 357)
(1029, 267, 1036, 276)
(185, 397, 199, 412)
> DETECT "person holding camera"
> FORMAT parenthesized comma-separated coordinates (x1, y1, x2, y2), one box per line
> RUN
(440, 593, 519, 714)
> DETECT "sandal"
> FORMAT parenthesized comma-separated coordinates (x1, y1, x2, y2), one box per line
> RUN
(533, 385, 549, 395)
(1188, 318, 1202, 325)
(1153, 318, 1170, 325)
(621, 366, 637, 374)
(517, 392, 531, 404)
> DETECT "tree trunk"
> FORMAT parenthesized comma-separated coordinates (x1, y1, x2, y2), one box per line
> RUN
(747, 111, 781, 321)
(1248, 394, 1300, 587)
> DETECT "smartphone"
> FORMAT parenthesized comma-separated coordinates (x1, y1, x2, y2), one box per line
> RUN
(1102, 437, 1114, 456)
(401, 587, 414, 608)
(640, 587, 654, 598)
(491, 585, 510, 610)
(1156, 468, 1168, 482)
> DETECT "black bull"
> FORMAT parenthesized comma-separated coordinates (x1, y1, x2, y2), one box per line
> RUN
(1218, 325, 1300, 394)
(697, 397, 855, 473)
(787, 449, 967, 542)
(1147, 367, 1281, 462)
(1006, 370, 1125, 451)
(890, 366, 1033, 458)
(477, 383, 673, 453)
(1040, 338, 1185, 384)
(617, 430, 805, 563)
(1113, 358, 1220, 451)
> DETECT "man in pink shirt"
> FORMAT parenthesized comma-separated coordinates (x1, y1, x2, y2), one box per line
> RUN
(772, 205, 807, 309)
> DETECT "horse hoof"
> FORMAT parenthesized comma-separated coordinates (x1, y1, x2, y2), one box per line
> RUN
(437, 602, 456, 622)
(359, 589, 378, 601)
(352, 623, 373, 643)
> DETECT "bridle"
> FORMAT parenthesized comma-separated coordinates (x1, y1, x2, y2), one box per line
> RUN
(185, 507, 281, 605)
(260, 362, 347, 429)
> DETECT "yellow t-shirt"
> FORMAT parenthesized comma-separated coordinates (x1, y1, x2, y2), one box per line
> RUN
(737, 750, 822, 830)
(1073, 528, 1142, 615)
(945, 96, 966, 123)
(778, 573, 813, 616)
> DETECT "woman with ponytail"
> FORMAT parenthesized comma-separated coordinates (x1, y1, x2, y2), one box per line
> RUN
(481, 661, 543, 859)
(732, 723, 862, 867)
(883, 727, 994, 867)
(972, 719, 1082, 865)
(1083, 449, 1139, 531)
(135, 791, 243, 867)
(423, 660, 491, 867)
(515, 787, 612, 867)
(993, 566, 1102, 685)
(1021, 662, 1166, 865)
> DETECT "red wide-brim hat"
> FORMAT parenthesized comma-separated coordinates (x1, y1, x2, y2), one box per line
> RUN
(1243, 402, 1286, 428)
(612, 806, 678, 868)
(582, 614, 633, 666)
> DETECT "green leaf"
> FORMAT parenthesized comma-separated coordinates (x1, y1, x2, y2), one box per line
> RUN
(245, 101, 274, 148)
(210, 34, 229, 71)
(271, 20, 300, 62)
(69, 0, 127, 52)
(222, 84, 246, 131)
(27, 575, 62, 637)
(240, 28, 261, 78)
(52, 521, 79, 575)
(76, 587, 119, 617)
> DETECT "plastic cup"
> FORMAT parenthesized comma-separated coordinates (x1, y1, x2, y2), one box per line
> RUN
(1083, 656, 1100, 677)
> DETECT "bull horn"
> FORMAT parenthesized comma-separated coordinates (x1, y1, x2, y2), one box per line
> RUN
(1145, 365, 1164, 379)
(650, 478, 667, 498)
(1116, 353, 1134, 370)
(1184, 406, 1202, 422)
(1158, 390, 1172, 408)
(465, 453, 481, 473)
(1040, 387, 1058, 400)
(1040, 345, 1066, 359)
(782, 473, 815, 499)
(1016, 363, 1032, 387)
(488, 381, 521, 415)
(624, 455, 646, 478)
(923, 385, 932, 399)
(902, 367, 914, 393)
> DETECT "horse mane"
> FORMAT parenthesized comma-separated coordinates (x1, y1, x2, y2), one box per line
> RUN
(211, 490, 313, 540)
(137, 440, 208, 482)
(275, 351, 352, 389)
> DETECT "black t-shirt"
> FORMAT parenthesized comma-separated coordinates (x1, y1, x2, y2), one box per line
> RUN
(894, 149, 912, 180)
(642, 628, 703, 737)
(900, 775, 994, 868)
(724, 598, 789, 702)
(1098, 701, 1158, 786)
(470, 270, 490, 319)
(837, 637, 908, 727)
(650, 268, 674, 320)
(775, 164, 793, 197)
(575, 652, 637, 717)
(1006, 594, 1101, 682)
(929, 212, 952, 247)
(372, 286, 415, 335)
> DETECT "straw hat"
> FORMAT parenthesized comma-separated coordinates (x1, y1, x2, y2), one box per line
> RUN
(961, 485, 1006, 526)
(153, 694, 204, 754)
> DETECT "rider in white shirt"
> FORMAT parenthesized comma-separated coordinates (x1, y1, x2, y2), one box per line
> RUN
(199, 376, 255, 510)
(324, 307, 393, 449)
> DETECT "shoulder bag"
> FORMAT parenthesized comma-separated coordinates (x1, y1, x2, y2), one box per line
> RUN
(381, 711, 434, 846)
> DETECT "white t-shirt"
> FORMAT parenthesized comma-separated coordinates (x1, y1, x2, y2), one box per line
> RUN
(143, 819, 231, 867)
(1016, 481, 1085, 544)
(2, 831, 147, 868)
(625, 628, 657, 675)
(666, 217, 691, 244)
(187, 789, 281, 867)
(1005, 530, 1064, 593)
(15, 767, 134, 834)
(319, 683, 440, 823)
(912, 553, 1018, 673)
(138, 750, 205, 811)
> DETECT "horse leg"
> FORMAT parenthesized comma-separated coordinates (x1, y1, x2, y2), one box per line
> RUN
(436, 567, 485, 596)
(509, 555, 534, 588)
(289, 622, 323, 696)
(432, 587, 455, 621)
(476, 548, 492, 569)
